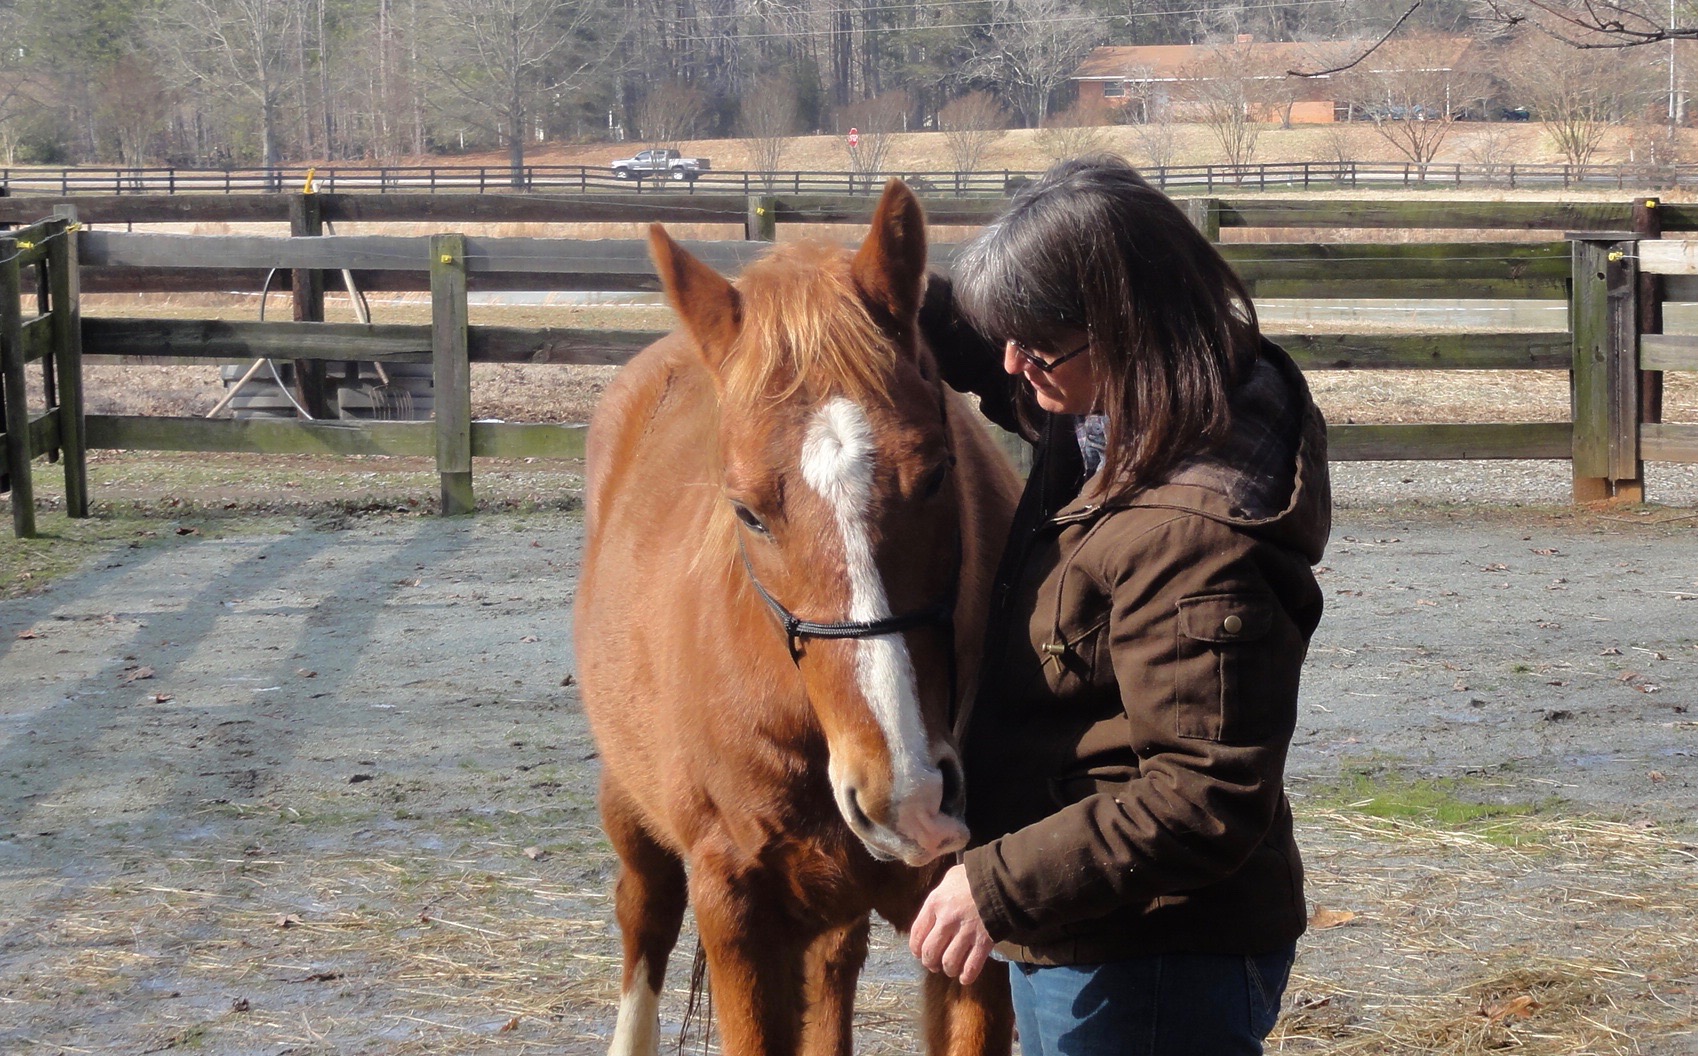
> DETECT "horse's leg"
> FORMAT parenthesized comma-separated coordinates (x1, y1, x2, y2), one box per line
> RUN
(923, 964, 1015, 1056)
(799, 916, 871, 1056)
(690, 855, 812, 1056)
(604, 780, 688, 1056)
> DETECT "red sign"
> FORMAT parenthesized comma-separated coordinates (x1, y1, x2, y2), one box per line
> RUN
(848, 128, 860, 148)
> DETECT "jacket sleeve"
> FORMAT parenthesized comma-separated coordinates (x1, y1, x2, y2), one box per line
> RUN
(964, 516, 1306, 941)
(919, 273, 1024, 433)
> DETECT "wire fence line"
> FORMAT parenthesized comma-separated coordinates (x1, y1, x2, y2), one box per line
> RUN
(4, 159, 1695, 198)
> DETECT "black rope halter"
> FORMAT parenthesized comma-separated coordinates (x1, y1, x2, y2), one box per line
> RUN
(735, 384, 963, 723)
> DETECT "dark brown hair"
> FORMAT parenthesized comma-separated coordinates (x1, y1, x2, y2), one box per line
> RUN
(951, 155, 1260, 497)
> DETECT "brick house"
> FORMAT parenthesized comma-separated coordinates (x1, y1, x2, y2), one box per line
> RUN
(1071, 37, 1477, 124)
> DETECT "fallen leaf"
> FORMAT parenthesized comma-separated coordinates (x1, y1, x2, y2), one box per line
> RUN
(1531, 548, 1559, 556)
(15, 629, 41, 640)
(297, 669, 317, 678)
(499, 1016, 521, 1033)
(152, 693, 174, 703)
(1482, 563, 1509, 572)
(122, 666, 156, 684)
(1601, 647, 1622, 656)
(520, 635, 540, 643)
(1308, 907, 1356, 930)
(275, 914, 302, 929)
(1483, 995, 1540, 1021)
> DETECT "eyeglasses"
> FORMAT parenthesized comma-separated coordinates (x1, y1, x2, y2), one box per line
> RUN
(1009, 336, 1091, 374)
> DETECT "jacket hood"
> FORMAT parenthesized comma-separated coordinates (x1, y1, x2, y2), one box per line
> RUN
(1062, 339, 1331, 564)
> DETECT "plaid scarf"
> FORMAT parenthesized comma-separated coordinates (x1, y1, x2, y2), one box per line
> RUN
(1163, 354, 1301, 519)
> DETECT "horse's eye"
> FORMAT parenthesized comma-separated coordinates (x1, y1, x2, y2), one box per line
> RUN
(732, 503, 769, 534)
(919, 459, 952, 500)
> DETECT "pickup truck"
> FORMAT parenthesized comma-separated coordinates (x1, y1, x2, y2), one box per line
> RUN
(609, 148, 712, 181)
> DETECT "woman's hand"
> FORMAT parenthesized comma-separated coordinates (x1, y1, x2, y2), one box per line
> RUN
(909, 863, 995, 985)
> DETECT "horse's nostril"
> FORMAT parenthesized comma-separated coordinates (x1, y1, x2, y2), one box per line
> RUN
(845, 787, 873, 831)
(938, 756, 964, 816)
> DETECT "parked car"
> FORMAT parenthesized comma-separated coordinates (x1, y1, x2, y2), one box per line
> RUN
(609, 148, 712, 181)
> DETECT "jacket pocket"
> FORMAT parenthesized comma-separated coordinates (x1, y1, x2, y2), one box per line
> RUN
(1046, 763, 1139, 809)
(1172, 592, 1291, 744)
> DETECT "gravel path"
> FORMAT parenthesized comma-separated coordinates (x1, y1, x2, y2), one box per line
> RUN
(0, 486, 1693, 1053)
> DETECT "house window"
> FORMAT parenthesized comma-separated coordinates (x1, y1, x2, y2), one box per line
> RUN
(1103, 80, 1125, 98)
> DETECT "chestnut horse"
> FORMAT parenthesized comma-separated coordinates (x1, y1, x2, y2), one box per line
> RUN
(575, 180, 1020, 1056)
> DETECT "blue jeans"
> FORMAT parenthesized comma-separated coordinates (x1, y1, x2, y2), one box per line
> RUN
(1007, 945, 1296, 1056)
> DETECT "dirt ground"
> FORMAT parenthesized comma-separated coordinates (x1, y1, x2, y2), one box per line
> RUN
(1, 454, 1696, 1055)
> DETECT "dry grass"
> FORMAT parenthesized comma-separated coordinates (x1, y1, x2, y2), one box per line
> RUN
(5, 805, 1690, 1053)
(1274, 811, 1698, 1055)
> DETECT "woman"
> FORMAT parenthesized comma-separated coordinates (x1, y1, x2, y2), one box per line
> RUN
(910, 156, 1331, 1055)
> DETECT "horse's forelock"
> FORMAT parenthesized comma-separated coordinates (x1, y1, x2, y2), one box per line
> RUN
(720, 242, 904, 407)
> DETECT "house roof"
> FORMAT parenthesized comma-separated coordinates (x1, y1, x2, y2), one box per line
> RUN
(1073, 37, 1475, 82)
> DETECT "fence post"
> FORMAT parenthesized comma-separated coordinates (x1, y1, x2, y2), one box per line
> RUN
(1183, 198, 1221, 243)
(746, 195, 777, 242)
(289, 192, 331, 419)
(1635, 198, 1664, 431)
(49, 207, 87, 518)
(0, 234, 32, 537)
(430, 233, 474, 516)
(1569, 236, 1641, 502)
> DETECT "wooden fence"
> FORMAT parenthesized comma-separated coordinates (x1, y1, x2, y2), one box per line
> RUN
(1, 194, 1694, 537)
(4, 159, 1697, 198)
(0, 211, 88, 538)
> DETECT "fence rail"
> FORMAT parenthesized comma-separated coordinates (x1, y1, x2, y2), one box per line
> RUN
(2, 193, 1694, 537)
(5, 158, 1698, 199)
(6, 192, 1696, 236)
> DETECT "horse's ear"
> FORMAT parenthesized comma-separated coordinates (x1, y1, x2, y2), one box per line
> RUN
(649, 223, 741, 371)
(852, 179, 927, 337)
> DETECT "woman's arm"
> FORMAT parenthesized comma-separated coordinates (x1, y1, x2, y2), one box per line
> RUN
(962, 515, 1308, 940)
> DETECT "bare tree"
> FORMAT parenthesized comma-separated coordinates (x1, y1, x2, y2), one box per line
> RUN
(937, 91, 1007, 175)
(1460, 125, 1518, 183)
(1339, 36, 1483, 175)
(967, 0, 1105, 127)
(1183, 42, 1263, 169)
(841, 90, 909, 191)
(95, 56, 177, 165)
(423, 0, 614, 186)
(1033, 104, 1111, 162)
(1503, 32, 1658, 167)
(636, 79, 704, 150)
(149, 0, 304, 168)
(739, 73, 798, 191)
(1625, 122, 1686, 187)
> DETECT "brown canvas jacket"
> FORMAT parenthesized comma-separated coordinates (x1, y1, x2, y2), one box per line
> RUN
(953, 339, 1331, 965)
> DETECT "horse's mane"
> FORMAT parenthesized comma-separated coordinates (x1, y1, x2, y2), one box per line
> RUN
(720, 240, 900, 406)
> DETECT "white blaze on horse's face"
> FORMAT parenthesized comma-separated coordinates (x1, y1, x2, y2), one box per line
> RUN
(800, 396, 970, 867)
